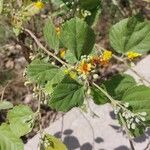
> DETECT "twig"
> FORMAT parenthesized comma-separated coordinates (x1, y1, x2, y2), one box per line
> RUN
(60, 115, 64, 140)
(24, 28, 70, 67)
(92, 82, 115, 104)
(129, 139, 135, 150)
(0, 81, 11, 101)
(111, 0, 126, 16)
(79, 109, 95, 149)
(37, 87, 43, 135)
(144, 140, 150, 150)
(119, 113, 135, 150)
(113, 54, 150, 85)
(92, 82, 136, 150)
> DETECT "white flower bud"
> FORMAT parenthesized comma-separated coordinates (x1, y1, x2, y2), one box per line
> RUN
(135, 118, 140, 123)
(140, 112, 147, 116)
(87, 88, 91, 95)
(127, 123, 131, 129)
(93, 74, 99, 79)
(114, 109, 118, 115)
(124, 102, 129, 108)
(131, 123, 136, 129)
(140, 116, 146, 122)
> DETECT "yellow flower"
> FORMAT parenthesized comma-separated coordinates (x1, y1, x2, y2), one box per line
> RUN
(77, 60, 92, 75)
(34, 1, 44, 9)
(102, 50, 112, 61)
(127, 51, 141, 59)
(59, 48, 66, 59)
(55, 27, 61, 36)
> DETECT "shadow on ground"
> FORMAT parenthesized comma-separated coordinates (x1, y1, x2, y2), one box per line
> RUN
(54, 129, 104, 150)
(54, 129, 131, 150)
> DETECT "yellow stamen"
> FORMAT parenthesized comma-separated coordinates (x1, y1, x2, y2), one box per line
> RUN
(59, 48, 66, 59)
(102, 50, 112, 61)
(127, 51, 142, 60)
(77, 60, 92, 75)
(34, 1, 44, 9)
(55, 27, 61, 36)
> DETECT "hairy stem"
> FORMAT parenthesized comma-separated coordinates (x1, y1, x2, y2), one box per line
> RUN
(119, 113, 135, 150)
(93, 82, 135, 150)
(37, 87, 43, 135)
(113, 54, 150, 85)
(24, 28, 70, 68)
(0, 81, 11, 101)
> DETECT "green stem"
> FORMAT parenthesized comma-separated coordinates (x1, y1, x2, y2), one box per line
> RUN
(119, 113, 135, 150)
(37, 86, 43, 135)
(92, 82, 116, 104)
(93, 82, 135, 150)
(111, 0, 126, 17)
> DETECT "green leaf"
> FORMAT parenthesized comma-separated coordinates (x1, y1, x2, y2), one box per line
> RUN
(0, 101, 13, 110)
(92, 74, 136, 105)
(64, 50, 78, 64)
(45, 68, 65, 94)
(0, 124, 23, 150)
(121, 85, 150, 137)
(79, 0, 100, 10)
(40, 134, 67, 150)
(103, 74, 136, 100)
(49, 75, 85, 112)
(109, 17, 150, 54)
(122, 85, 150, 121)
(91, 86, 109, 105)
(27, 59, 61, 84)
(60, 17, 95, 60)
(43, 19, 59, 51)
(7, 105, 35, 137)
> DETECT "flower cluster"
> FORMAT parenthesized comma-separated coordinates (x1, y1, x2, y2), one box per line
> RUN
(74, 50, 112, 78)
(114, 102, 147, 131)
(91, 50, 112, 66)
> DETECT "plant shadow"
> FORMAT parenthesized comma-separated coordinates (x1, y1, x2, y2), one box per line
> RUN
(54, 129, 104, 150)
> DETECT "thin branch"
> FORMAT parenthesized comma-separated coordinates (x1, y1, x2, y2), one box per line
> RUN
(92, 82, 115, 104)
(95, 44, 150, 85)
(0, 81, 11, 101)
(24, 28, 70, 67)
(144, 140, 150, 150)
(118, 113, 135, 150)
(113, 54, 150, 85)
(129, 139, 135, 150)
(92, 82, 136, 150)
(111, 0, 126, 16)
(79, 109, 95, 149)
